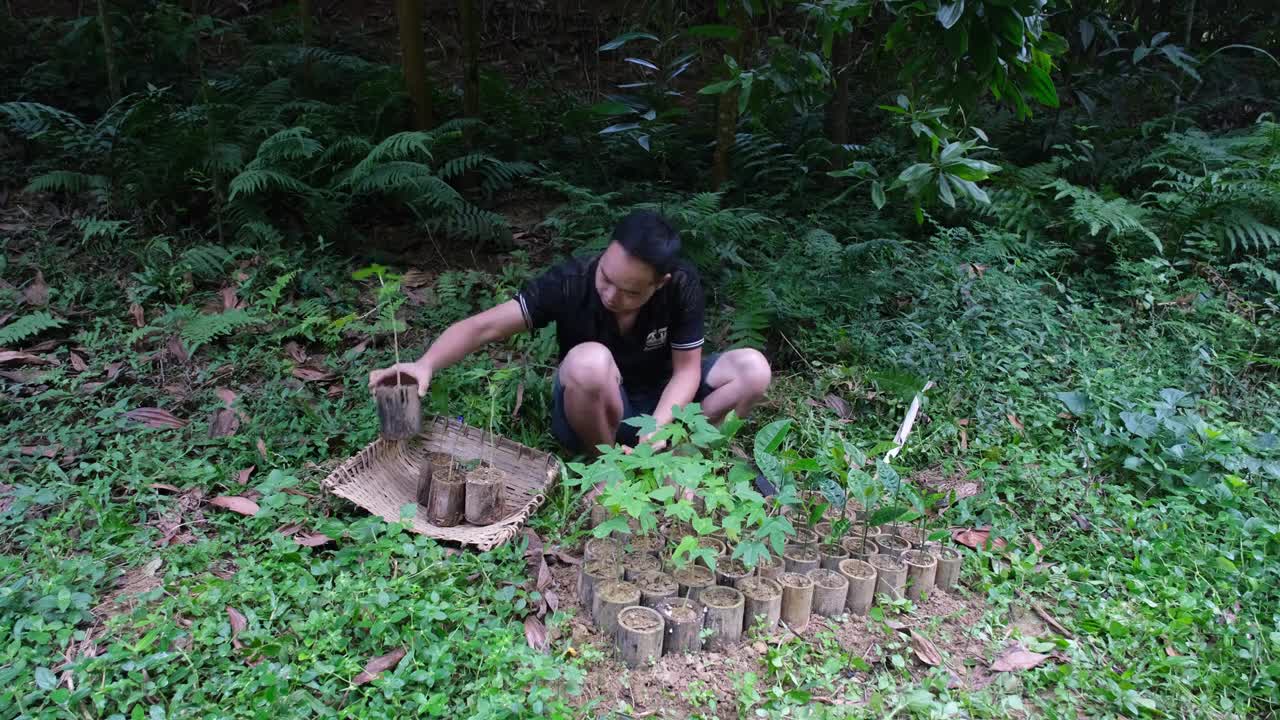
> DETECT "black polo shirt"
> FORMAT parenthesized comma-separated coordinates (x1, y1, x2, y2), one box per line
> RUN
(515, 253, 705, 389)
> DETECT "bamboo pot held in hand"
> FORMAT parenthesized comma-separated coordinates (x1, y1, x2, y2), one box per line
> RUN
(373, 376, 422, 441)
(778, 571, 814, 632)
(616, 606, 664, 668)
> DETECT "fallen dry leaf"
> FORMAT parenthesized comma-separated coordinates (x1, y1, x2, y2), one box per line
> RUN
(991, 643, 1050, 672)
(524, 615, 549, 653)
(24, 271, 48, 306)
(256, 438, 268, 462)
(910, 629, 943, 667)
(512, 380, 525, 418)
(236, 466, 254, 485)
(208, 496, 259, 516)
(215, 388, 237, 407)
(295, 532, 332, 547)
(167, 336, 189, 364)
(536, 557, 552, 592)
(1073, 514, 1092, 531)
(352, 648, 406, 685)
(1165, 645, 1181, 657)
(0, 350, 57, 367)
(148, 483, 182, 493)
(69, 352, 88, 372)
(544, 590, 559, 614)
(954, 482, 980, 500)
(402, 269, 432, 288)
(219, 287, 242, 311)
(124, 407, 187, 429)
(209, 408, 239, 438)
(227, 606, 247, 649)
(1007, 413, 1025, 433)
(326, 384, 343, 398)
(548, 548, 582, 565)
(284, 341, 307, 364)
(1028, 534, 1045, 553)
(824, 394, 853, 420)
(20, 444, 60, 458)
(129, 303, 145, 328)
(106, 362, 124, 380)
(950, 526, 1007, 551)
(291, 367, 334, 382)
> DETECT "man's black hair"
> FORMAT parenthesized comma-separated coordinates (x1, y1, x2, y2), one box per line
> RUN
(611, 209, 681, 277)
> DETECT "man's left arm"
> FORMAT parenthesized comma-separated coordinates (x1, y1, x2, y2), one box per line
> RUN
(651, 348, 702, 432)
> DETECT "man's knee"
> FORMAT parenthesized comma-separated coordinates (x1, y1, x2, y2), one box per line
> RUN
(560, 342, 619, 391)
(736, 348, 772, 397)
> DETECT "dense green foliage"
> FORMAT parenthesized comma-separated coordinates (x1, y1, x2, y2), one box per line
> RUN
(2, 1, 1278, 718)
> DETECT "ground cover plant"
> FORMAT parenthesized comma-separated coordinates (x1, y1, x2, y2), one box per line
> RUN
(2, 1, 1278, 718)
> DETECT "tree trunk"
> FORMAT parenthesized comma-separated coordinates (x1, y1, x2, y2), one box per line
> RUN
(395, 0, 433, 129)
(1183, 0, 1196, 48)
(300, 0, 314, 88)
(461, 0, 480, 122)
(711, 4, 748, 189)
(97, 0, 121, 103)
(824, 31, 852, 145)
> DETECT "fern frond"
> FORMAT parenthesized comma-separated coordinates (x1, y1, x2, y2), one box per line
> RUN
(347, 131, 436, 181)
(238, 221, 284, 246)
(74, 217, 131, 243)
(181, 309, 261, 352)
(254, 126, 322, 162)
(1219, 211, 1280, 254)
(25, 171, 108, 196)
(179, 245, 234, 280)
(0, 101, 86, 138)
(228, 168, 314, 200)
(0, 312, 66, 346)
(1228, 260, 1280, 294)
(259, 270, 298, 310)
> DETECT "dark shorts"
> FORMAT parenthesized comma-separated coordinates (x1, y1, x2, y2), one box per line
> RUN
(551, 352, 721, 454)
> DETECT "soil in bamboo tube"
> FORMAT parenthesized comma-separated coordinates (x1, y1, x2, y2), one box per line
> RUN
(634, 570, 678, 608)
(672, 564, 716, 602)
(592, 579, 640, 640)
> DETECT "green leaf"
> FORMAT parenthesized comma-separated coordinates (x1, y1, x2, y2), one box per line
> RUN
(943, 157, 1001, 181)
(936, 1, 965, 30)
(692, 517, 716, 535)
(754, 419, 792, 455)
(1120, 412, 1159, 439)
(994, 7, 1025, 45)
(871, 180, 886, 209)
(649, 485, 677, 503)
(946, 175, 991, 204)
(35, 667, 57, 691)
(687, 24, 741, 40)
(897, 163, 936, 195)
(590, 101, 634, 116)
(599, 31, 659, 52)
(828, 161, 877, 179)
(600, 122, 641, 134)
(937, 172, 956, 207)
(698, 79, 737, 95)
(592, 517, 631, 538)
(1024, 64, 1059, 107)
(868, 505, 909, 526)
(671, 534, 699, 565)
(1056, 390, 1089, 415)
(734, 540, 770, 569)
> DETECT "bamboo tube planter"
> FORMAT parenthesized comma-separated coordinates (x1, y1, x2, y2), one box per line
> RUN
(903, 550, 937, 603)
(841, 536, 879, 562)
(622, 552, 662, 582)
(616, 606, 664, 668)
(425, 471, 465, 527)
(875, 534, 911, 559)
(808, 569, 849, 617)
(673, 564, 716, 602)
(870, 554, 907, 603)
(584, 537, 621, 563)
(714, 557, 753, 588)
(578, 558, 622, 612)
(463, 464, 505, 525)
(655, 597, 704, 655)
(757, 553, 783, 580)
(739, 577, 782, 635)
(778, 571, 814, 632)
(932, 546, 962, 592)
(635, 570, 678, 609)
(819, 542, 849, 570)
(373, 377, 421, 440)
(782, 543, 820, 574)
(700, 586, 745, 651)
(837, 558, 877, 616)
(592, 579, 640, 640)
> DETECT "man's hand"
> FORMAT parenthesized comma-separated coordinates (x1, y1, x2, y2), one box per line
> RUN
(368, 359, 432, 397)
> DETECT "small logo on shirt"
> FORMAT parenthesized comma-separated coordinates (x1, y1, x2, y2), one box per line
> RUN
(644, 327, 668, 351)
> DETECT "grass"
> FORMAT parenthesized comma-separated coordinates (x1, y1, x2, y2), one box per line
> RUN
(4, 195, 1277, 719)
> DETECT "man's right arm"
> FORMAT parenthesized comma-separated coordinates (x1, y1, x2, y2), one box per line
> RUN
(368, 299, 528, 396)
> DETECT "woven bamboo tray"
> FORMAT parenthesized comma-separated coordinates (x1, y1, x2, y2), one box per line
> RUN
(321, 415, 560, 551)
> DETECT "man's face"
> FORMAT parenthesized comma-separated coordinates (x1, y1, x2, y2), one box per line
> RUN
(595, 241, 668, 314)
